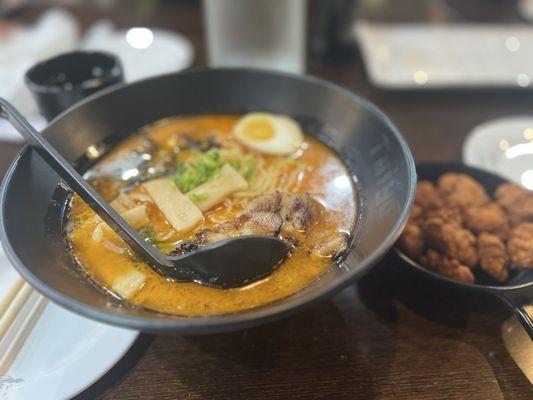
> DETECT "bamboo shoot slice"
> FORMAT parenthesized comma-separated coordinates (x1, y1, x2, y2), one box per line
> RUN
(188, 164, 248, 211)
(93, 205, 149, 241)
(109, 192, 136, 212)
(112, 268, 147, 299)
(143, 178, 203, 233)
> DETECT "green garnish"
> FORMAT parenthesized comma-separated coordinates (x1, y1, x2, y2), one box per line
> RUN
(173, 149, 259, 191)
(189, 192, 209, 202)
(244, 164, 257, 181)
(173, 150, 223, 192)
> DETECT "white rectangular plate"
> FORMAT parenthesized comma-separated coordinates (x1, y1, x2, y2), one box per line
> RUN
(355, 22, 533, 89)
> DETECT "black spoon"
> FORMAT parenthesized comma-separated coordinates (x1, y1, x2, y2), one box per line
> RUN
(0, 98, 289, 288)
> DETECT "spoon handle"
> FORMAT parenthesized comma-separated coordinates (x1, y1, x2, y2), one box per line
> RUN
(0, 98, 170, 269)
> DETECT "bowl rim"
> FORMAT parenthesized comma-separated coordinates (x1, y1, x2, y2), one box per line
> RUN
(0, 67, 416, 333)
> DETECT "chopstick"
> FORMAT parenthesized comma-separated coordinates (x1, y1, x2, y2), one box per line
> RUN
(0, 278, 47, 374)
(0, 280, 33, 339)
(0, 277, 25, 317)
(0, 293, 47, 374)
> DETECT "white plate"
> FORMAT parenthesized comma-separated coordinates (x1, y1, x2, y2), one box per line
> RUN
(355, 22, 533, 89)
(462, 116, 533, 188)
(81, 24, 194, 82)
(0, 248, 138, 400)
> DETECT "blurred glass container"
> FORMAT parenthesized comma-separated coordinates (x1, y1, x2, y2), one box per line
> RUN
(203, 0, 306, 73)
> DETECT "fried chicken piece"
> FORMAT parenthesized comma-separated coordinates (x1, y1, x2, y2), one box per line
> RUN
(478, 233, 508, 282)
(420, 249, 475, 284)
(399, 222, 425, 259)
(495, 183, 527, 209)
(423, 217, 478, 267)
(520, 196, 533, 224)
(425, 206, 463, 227)
(437, 173, 490, 210)
(495, 183, 533, 226)
(313, 232, 350, 259)
(508, 223, 533, 268)
(410, 203, 424, 222)
(415, 180, 443, 210)
(463, 202, 510, 240)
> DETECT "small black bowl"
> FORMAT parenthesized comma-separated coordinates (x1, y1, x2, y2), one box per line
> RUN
(394, 162, 533, 339)
(25, 51, 124, 121)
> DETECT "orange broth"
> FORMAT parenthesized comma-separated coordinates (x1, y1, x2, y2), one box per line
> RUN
(67, 115, 356, 316)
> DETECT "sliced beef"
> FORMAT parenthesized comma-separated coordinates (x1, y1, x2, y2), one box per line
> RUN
(248, 191, 321, 235)
(280, 192, 320, 234)
(173, 191, 328, 256)
(198, 211, 283, 245)
(247, 192, 282, 213)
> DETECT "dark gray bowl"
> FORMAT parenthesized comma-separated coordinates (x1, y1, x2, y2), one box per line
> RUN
(0, 68, 415, 334)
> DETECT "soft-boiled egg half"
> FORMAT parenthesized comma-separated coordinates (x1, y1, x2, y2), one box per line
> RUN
(233, 113, 304, 155)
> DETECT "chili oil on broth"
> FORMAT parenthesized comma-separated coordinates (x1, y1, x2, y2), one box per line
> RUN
(67, 115, 357, 316)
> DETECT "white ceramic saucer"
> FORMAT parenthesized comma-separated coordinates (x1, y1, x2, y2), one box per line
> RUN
(462, 116, 533, 188)
(81, 24, 194, 82)
(0, 248, 138, 400)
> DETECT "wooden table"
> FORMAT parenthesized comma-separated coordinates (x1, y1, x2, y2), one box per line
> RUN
(2, 1, 532, 399)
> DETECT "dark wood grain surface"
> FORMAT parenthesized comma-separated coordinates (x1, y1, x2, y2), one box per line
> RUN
(2, 1, 532, 399)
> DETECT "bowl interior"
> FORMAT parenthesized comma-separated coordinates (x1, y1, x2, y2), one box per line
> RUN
(1, 69, 415, 333)
(396, 162, 533, 290)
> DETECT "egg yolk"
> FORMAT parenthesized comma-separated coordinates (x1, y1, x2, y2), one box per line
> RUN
(242, 117, 275, 141)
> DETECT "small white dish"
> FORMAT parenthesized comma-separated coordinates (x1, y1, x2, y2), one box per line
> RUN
(81, 24, 194, 82)
(0, 248, 138, 400)
(462, 116, 533, 188)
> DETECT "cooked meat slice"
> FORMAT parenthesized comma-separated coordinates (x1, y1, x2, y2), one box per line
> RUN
(478, 233, 508, 282)
(279, 192, 320, 234)
(415, 180, 443, 210)
(420, 249, 474, 284)
(463, 203, 510, 240)
(172, 191, 320, 255)
(508, 223, 533, 268)
(247, 192, 282, 213)
(437, 173, 490, 210)
(313, 232, 349, 259)
(399, 222, 424, 259)
(423, 217, 478, 267)
(240, 211, 284, 236)
(248, 191, 321, 234)
(199, 211, 283, 245)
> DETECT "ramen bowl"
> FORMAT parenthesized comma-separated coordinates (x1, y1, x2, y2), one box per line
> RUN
(0, 69, 415, 334)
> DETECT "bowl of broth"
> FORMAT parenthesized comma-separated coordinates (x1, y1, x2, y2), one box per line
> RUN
(1, 68, 415, 333)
